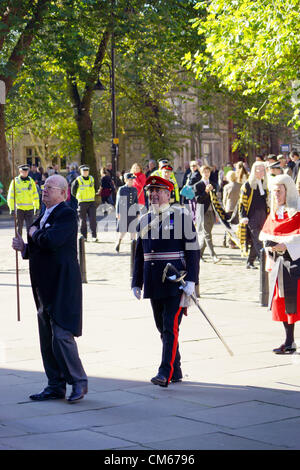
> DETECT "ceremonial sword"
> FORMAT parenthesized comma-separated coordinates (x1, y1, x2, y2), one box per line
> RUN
(162, 263, 234, 356)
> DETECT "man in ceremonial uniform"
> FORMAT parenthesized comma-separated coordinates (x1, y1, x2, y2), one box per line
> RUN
(7, 164, 40, 235)
(71, 164, 98, 242)
(132, 175, 200, 387)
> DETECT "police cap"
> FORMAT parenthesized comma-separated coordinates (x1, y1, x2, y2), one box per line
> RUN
(266, 154, 277, 161)
(79, 164, 90, 171)
(124, 172, 136, 180)
(268, 160, 281, 169)
(18, 164, 30, 171)
(161, 164, 173, 171)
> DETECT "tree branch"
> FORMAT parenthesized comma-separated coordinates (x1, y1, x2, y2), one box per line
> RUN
(0, 0, 51, 93)
(82, 29, 110, 111)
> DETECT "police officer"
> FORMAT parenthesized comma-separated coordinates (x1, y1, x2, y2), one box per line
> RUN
(160, 163, 180, 204)
(71, 164, 98, 242)
(152, 159, 180, 203)
(132, 175, 200, 387)
(7, 164, 40, 235)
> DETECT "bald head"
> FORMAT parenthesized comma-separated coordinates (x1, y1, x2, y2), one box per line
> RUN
(42, 175, 68, 208)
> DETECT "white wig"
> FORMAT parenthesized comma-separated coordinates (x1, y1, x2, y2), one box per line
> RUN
(248, 161, 268, 190)
(269, 173, 300, 218)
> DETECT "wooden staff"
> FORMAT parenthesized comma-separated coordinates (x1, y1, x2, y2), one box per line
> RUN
(12, 129, 21, 321)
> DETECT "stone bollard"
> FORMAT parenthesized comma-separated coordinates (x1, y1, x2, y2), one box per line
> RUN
(259, 248, 268, 306)
(78, 235, 87, 284)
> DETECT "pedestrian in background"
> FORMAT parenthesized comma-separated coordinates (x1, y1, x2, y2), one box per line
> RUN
(160, 163, 180, 204)
(7, 164, 40, 236)
(194, 165, 221, 264)
(222, 170, 241, 248)
(29, 164, 42, 186)
(238, 161, 268, 269)
(277, 155, 292, 177)
(235, 161, 249, 185)
(131, 162, 147, 209)
(185, 160, 201, 222)
(71, 164, 98, 242)
(290, 151, 300, 183)
(145, 159, 157, 177)
(98, 167, 115, 206)
(115, 172, 139, 252)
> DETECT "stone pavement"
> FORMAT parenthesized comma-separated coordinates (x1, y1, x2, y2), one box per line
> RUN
(1, 211, 300, 451)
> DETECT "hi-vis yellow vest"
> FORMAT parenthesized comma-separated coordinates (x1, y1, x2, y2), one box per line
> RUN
(76, 176, 95, 203)
(7, 176, 40, 212)
(151, 169, 180, 202)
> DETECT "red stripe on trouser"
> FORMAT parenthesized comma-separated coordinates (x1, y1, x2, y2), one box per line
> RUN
(167, 307, 182, 383)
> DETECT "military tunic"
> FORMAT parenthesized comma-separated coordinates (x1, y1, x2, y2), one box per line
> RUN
(116, 184, 139, 233)
(132, 204, 200, 383)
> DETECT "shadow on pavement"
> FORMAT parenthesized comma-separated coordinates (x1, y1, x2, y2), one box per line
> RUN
(1, 366, 300, 450)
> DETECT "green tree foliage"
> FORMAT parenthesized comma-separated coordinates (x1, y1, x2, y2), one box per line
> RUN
(186, 0, 300, 128)
(4, 0, 202, 183)
(0, 0, 51, 191)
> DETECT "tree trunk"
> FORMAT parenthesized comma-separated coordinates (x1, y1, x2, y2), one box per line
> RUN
(77, 110, 99, 189)
(0, 104, 11, 193)
(0, 0, 51, 193)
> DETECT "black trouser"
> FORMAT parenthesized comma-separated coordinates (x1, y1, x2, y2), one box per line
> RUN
(247, 224, 264, 265)
(78, 201, 97, 238)
(37, 305, 87, 391)
(150, 294, 184, 383)
(198, 209, 216, 258)
(17, 209, 34, 236)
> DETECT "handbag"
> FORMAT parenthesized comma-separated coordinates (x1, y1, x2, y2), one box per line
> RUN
(100, 187, 112, 197)
(180, 184, 195, 200)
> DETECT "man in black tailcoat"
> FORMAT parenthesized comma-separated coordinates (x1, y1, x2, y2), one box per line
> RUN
(12, 174, 87, 403)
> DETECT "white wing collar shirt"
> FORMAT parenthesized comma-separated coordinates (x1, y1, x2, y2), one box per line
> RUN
(40, 203, 60, 228)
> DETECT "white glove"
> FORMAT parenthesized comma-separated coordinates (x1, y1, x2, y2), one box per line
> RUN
(240, 217, 249, 224)
(132, 287, 141, 300)
(179, 281, 195, 296)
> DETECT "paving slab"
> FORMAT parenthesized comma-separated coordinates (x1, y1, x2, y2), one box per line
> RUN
(91, 416, 220, 444)
(178, 400, 300, 428)
(1, 218, 300, 450)
(146, 432, 288, 450)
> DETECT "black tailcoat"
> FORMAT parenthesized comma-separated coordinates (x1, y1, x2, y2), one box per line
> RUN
(23, 202, 83, 337)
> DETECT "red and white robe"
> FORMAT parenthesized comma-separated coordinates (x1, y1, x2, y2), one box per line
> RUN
(259, 211, 300, 324)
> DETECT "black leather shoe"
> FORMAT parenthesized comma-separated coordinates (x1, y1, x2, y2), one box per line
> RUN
(170, 377, 182, 383)
(273, 343, 297, 354)
(67, 383, 88, 403)
(246, 263, 257, 269)
(151, 374, 168, 387)
(29, 388, 66, 401)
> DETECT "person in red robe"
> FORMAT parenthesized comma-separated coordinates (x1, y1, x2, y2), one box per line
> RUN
(259, 174, 300, 354)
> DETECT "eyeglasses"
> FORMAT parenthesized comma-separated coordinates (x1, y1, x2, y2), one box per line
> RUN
(41, 185, 62, 191)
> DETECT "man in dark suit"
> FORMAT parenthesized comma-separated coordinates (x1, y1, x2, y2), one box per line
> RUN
(132, 175, 200, 387)
(12, 175, 88, 403)
(194, 165, 221, 263)
(290, 151, 300, 183)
